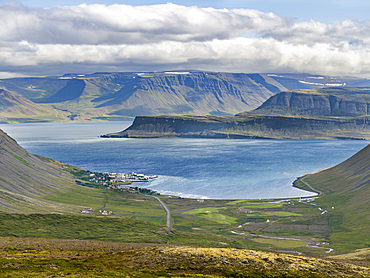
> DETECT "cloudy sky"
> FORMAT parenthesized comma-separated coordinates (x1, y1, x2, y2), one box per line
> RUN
(0, 0, 369, 78)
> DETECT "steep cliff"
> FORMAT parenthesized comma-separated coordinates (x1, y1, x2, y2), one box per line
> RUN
(237, 87, 370, 117)
(102, 115, 370, 140)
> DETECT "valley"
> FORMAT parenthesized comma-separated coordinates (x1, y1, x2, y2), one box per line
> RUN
(0, 71, 369, 276)
(0, 127, 369, 272)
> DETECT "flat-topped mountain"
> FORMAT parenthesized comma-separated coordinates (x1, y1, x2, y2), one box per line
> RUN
(102, 114, 370, 140)
(1, 71, 370, 122)
(237, 87, 370, 117)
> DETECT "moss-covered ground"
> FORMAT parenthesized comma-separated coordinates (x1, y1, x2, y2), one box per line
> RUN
(0, 237, 368, 278)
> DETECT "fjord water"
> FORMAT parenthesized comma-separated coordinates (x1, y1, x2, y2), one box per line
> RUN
(1, 121, 368, 199)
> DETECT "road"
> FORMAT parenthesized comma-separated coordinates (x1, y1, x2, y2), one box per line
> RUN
(153, 196, 171, 230)
(301, 175, 323, 195)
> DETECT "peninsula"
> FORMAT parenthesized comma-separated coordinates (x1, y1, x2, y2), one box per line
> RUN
(102, 87, 370, 140)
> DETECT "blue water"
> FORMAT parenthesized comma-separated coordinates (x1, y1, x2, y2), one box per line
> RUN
(1, 121, 368, 199)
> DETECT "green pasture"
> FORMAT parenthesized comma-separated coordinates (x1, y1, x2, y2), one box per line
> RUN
(250, 237, 308, 249)
(182, 207, 237, 225)
(45, 186, 165, 217)
(227, 200, 286, 208)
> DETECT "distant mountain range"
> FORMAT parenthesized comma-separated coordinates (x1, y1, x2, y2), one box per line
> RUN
(1, 71, 370, 123)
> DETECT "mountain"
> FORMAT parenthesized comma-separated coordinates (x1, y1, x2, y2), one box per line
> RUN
(0, 128, 78, 212)
(1, 71, 369, 122)
(0, 89, 68, 123)
(296, 144, 370, 253)
(237, 87, 370, 117)
(102, 114, 370, 140)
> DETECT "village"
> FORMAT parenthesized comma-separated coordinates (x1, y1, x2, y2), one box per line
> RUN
(79, 171, 159, 215)
(88, 171, 158, 185)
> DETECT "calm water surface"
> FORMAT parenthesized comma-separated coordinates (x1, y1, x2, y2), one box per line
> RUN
(1, 121, 368, 199)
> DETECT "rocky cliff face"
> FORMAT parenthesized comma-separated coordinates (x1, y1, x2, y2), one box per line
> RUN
(103, 115, 370, 140)
(238, 88, 370, 117)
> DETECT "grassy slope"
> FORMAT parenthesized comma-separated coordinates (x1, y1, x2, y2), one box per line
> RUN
(0, 237, 368, 278)
(299, 145, 370, 253)
(0, 90, 69, 123)
(0, 129, 80, 213)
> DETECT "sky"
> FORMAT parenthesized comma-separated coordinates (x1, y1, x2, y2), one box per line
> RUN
(0, 0, 369, 78)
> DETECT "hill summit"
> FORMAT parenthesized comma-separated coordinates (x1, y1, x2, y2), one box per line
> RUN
(237, 87, 370, 117)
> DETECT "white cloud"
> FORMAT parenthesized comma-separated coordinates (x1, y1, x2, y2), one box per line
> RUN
(263, 19, 370, 46)
(0, 3, 285, 44)
(0, 3, 369, 77)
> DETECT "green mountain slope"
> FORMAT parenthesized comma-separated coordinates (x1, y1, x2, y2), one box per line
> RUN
(0, 128, 78, 212)
(297, 144, 370, 252)
(0, 89, 68, 123)
(237, 87, 370, 117)
(1, 72, 369, 122)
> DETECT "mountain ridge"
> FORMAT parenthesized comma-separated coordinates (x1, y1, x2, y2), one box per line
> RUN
(0, 89, 68, 123)
(0, 128, 78, 212)
(237, 87, 370, 117)
(1, 71, 370, 122)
